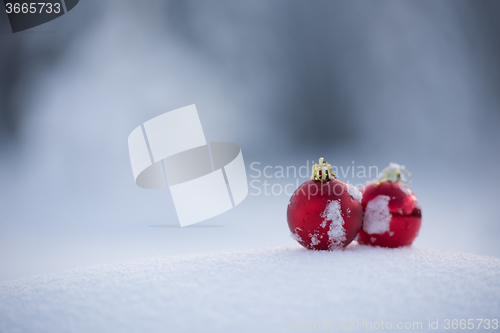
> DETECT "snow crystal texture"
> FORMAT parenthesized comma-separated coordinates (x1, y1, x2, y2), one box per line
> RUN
(363, 195, 392, 234)
(1, 246, 499, 333)
(290, 231, 302, 242)
(309, 233, 320, 246)
(321, 200, 346, 249)
(347, 184, 363, 202)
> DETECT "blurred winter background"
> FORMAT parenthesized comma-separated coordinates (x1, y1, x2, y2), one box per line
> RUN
(1, 0, 500, 281)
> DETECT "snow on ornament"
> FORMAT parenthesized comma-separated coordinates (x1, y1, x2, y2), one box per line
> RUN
(287, 157, 363, 250)
(357, 163, 422, 248)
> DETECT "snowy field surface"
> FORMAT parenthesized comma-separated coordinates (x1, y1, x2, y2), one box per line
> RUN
(1, 245, 499, 333)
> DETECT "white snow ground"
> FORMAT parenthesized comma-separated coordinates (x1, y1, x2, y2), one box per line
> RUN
(1, 245, 499, 333)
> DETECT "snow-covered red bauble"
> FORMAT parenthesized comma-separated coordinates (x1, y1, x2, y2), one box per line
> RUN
(287, 158, 363, 250)
(357, 163, 422, 248)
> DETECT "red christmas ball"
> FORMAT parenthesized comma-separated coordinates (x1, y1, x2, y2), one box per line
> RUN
(357, 164, 422, 248)
(287, 158, 363, 250)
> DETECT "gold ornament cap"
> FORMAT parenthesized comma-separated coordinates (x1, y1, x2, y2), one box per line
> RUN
(376, 162, 412, 185)
(311, 157, 336, 182)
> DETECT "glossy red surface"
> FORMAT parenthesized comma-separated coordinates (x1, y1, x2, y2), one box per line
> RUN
(287, 179, 363, 250)
(357, 181, 422, 248)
